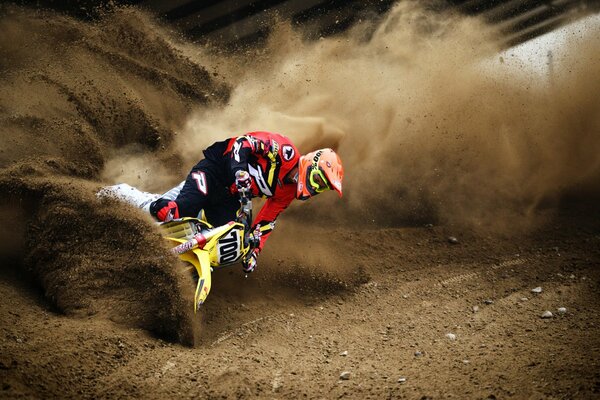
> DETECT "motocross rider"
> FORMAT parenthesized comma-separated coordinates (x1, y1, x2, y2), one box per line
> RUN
(148, 131, 344, 273)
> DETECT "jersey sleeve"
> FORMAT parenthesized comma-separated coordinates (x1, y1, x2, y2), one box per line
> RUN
(252, 184, 296, 251)
(229, 135, 270, 175)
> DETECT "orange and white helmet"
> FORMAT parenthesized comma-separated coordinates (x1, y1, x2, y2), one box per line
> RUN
(296, 148, 343, 200)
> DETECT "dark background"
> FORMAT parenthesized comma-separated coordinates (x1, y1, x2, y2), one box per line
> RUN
(9, 0, 600, 48)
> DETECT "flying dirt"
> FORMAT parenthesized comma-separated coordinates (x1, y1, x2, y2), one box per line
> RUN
(0, 4, 233, 342)
(0, 2, 599, 398)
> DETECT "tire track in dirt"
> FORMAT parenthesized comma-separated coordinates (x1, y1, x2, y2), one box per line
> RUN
(206, 255, 533, 351)
(210, 314, 277, 347)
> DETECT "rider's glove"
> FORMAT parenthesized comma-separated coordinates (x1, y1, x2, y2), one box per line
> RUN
(235, 170, 251, 191)
(242, 249, 259, 274)
(249, 224, 262, 248)
(155, 201, 180, 222)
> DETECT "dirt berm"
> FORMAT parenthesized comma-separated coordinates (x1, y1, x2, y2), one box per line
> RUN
(0, 4, 231, 343)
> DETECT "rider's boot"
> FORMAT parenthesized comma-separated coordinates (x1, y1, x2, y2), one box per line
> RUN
(97, 183, 160, 212)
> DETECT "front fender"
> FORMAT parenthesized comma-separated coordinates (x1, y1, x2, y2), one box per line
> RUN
(190, 250, 212, 313)
(167, 238, 212, 313)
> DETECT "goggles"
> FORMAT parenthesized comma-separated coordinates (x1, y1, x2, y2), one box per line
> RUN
(308, 165, 330, 193)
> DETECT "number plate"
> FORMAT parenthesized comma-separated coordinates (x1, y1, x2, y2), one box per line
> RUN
(217, 229, 240, 264)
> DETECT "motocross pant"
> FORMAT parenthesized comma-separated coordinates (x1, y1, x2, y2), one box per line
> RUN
(149, 159, 240, 226)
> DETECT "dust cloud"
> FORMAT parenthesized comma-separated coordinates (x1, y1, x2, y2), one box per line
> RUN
(177, 2, 600, 232)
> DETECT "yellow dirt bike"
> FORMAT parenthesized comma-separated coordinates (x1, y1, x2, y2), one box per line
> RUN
(160, 190, 259, 313)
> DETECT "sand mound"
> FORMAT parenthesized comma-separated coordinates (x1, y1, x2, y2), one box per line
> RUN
(0, 5, 229, 343)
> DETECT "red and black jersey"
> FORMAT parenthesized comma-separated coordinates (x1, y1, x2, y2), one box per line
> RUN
(151, 132, 301, 253)
(221, 131, 300, 251)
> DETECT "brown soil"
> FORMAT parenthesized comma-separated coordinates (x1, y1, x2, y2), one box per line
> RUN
(1, 4, 599, 399)
(2, 206, 599, 399)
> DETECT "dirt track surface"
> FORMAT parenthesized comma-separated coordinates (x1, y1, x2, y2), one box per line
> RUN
(1, 3, 600, 399)
(2, 206, 600, 398)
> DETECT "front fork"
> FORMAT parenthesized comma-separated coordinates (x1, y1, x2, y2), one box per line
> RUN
(238, 189, 260, 262)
